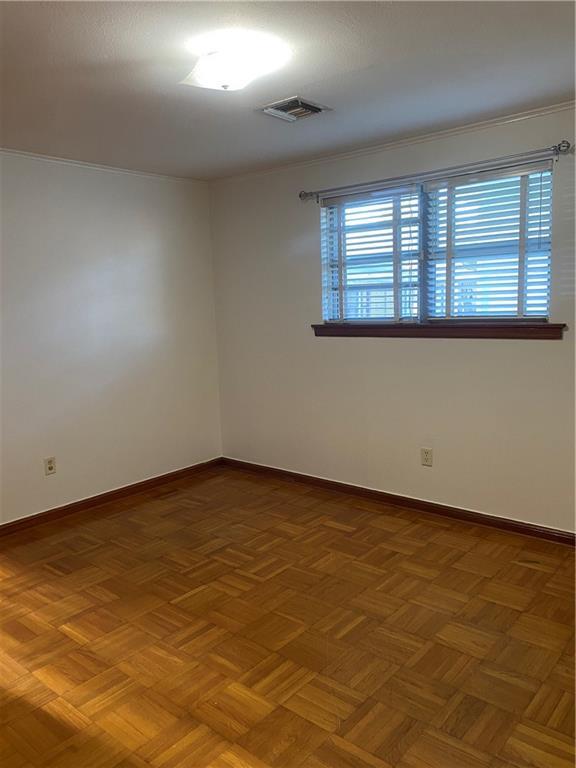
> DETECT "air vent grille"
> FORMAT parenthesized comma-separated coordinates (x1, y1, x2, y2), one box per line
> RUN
(261, 97, 327, 122)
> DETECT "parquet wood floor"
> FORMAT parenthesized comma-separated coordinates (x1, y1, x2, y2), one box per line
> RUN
(0, 465, 574, 768)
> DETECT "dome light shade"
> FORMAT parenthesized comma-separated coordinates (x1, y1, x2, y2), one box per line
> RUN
(182, 29, 291, 91)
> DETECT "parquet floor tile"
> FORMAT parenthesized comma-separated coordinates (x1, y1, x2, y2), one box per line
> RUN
(0, 465, 573, 766)
(239, 654, 315, 705)
(236, 707, 328, 767)
(372, 667, 456, 724)
(436, 693, 516, 755)
(501, 721, 575, 768)
(189, 681, 276, 740)
(524, 682, 575, 737)
(300, 735, 394, 768)
(397, 727, 494, 768)
(460, 664, 540, 715)
(283, 674, 365, 732)
(324, 647, 398, 695)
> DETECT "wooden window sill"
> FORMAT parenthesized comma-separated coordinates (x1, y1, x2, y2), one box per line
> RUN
(311, 322, 568, 340)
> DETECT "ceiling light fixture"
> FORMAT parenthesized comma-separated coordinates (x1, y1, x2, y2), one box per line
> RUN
(181, 29, 291, 92)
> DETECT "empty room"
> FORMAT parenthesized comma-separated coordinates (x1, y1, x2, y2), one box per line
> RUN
(0, 2, 574, 767)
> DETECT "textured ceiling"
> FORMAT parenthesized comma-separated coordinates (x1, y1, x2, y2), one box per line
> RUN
(1, 2, 574, 179)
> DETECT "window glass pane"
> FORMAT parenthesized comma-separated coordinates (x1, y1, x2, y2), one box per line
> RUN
(334, 189, 420, 321)
(425, 170, 551, 318)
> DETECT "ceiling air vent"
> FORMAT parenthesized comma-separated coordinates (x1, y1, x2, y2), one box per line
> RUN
(261, 97, 328, 122)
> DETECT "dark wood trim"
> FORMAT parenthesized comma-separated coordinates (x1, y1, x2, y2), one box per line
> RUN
(0, 458, 225, 539)
(220, 458, 575, 547)
(312, 322, 568, 340)
(2, 455, 573, 548)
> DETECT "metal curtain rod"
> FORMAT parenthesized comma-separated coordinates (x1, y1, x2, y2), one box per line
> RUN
(298, 140, 572, 202)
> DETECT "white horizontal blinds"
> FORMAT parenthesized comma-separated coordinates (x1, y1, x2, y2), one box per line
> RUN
(320, 159, 554, 323)
(424, 163, 553, 318)
(321, 187, 420, 321)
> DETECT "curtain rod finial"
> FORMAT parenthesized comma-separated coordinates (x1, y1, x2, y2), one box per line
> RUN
(553, 140, 572, 156)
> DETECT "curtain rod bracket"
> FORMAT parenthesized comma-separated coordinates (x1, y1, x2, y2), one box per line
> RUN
(553, 139, 572, 158)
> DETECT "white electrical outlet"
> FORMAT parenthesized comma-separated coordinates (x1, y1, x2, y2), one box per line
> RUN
(44, 457, 56, 476)
(420, 447, 433, 467)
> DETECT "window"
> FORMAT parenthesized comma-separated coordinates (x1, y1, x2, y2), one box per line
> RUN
(320, 162, 555, 327)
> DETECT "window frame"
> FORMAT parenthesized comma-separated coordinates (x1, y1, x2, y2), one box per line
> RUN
(314, 161, 567, 339)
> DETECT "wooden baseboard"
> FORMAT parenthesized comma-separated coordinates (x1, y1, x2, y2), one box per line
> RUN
(220, 458, 575, 547)
(1, 455, 573, 547)
(0, 458, 224, 538)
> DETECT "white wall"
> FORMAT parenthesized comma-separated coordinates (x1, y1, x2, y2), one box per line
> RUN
(2, 109, 573, 533)
(211, 108, 575, 532)
(0, 153, 221, 524)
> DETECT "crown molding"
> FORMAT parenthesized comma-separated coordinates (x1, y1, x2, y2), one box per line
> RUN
(214, 100, 575, 184)
(2, 101, 573, 183)
(0, 148, 202, 184)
